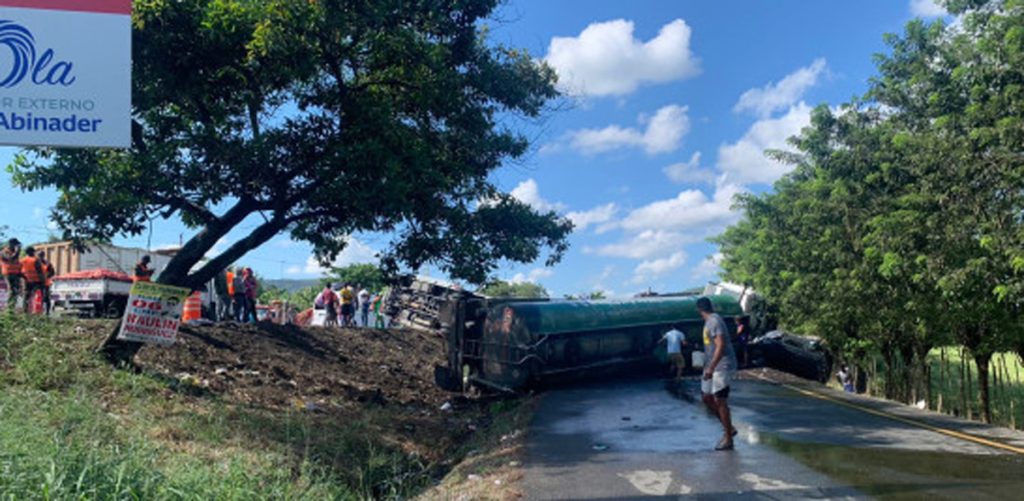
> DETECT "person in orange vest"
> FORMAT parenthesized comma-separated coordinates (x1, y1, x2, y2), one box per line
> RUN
(37, 250, 56, 316)
(229, 267, 245, 321)
(214, 268, 232, 321)
(133, 256, 155, 283)
(1, 238, 23, 310)
(20, 246, 45, 314)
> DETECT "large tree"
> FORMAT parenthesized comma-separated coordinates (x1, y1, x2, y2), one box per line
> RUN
(8, 1, 572, 358)
(477, 280, 548, 299)
(718, 0, 1024, 421)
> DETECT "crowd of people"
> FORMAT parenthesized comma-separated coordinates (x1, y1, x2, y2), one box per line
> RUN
(210, 266, 260, 323)
(1, 238, 56, 314)
(313, 282, 387, 328)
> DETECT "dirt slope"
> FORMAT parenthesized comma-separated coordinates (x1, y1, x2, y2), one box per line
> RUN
(135, 322, 450, 410)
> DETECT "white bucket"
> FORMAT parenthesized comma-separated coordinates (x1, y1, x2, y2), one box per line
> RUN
(691, 351, 706, 368)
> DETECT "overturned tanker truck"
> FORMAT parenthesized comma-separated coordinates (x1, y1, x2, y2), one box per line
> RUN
(387, 278, 752, 392)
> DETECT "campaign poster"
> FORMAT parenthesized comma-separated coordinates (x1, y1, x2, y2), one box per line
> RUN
(116, 281, 190, 346)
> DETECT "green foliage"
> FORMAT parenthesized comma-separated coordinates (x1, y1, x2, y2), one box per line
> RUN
(257, 283, 289, 304)
(8, 0, 571, 290)
(328, 263, 387, 292)
(0, 315, 441, 499)
(477, 280, 548, 298)
(564, 291, 606, 300)
(717, 0, 1024, 423)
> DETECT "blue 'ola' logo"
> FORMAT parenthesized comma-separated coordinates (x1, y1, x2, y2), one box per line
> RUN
(0, 20, 76, 88)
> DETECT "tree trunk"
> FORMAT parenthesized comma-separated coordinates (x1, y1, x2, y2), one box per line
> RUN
(96, 198, 298, 366)
(938, 347, 947, 412)
(974, 351, 993, 424)
(959, 349, 967, 418)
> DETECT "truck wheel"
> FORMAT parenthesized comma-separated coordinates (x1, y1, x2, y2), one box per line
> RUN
(104, 299, 124, 319)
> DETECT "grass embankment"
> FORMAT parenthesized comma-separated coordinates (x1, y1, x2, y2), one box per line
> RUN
(422, 398, 536, 501)
(0, 315, 485, 499)
(928, 348, 1024, 428)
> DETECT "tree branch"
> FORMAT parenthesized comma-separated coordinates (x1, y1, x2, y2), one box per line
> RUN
(185, 213, 291, 289)
(157, 197, 256, 284)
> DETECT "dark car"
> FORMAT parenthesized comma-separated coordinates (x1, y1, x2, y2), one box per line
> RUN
(750, 330, 832, 382)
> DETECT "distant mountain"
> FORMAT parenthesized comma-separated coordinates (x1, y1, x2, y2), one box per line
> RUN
(264, 278, 320, 292)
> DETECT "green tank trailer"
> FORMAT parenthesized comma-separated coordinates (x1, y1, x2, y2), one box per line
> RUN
(433, 294, 744, 392)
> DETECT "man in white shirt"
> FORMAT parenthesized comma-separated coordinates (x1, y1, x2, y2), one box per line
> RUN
(659, 323, 687, 380)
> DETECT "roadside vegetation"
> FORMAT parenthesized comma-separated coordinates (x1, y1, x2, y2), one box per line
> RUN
(0, 314, 503, 499)
(717, 0, 1024, 426)
(928, 350, 1024, 427)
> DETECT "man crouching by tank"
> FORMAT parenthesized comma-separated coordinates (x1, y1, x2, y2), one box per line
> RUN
(697, 297, 738, 451)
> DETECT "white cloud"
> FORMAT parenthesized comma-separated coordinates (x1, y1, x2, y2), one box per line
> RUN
(631, 251, 687, 284)
(619, 181, 745, 234)
(910, 0, 946, 17)
(663, 152, 717, 185)
(510, 178, 567, 212)
(301, 238, 378, 275)
(511, 267, 554, 284)
(569, 105, 690, 155)
(588, 229, 695, 260)
(545, 19, 700, 97)
(692, 253, 724, 282)
(734, 59, 826, 118)
(566, 203, 618, 232)
(717, 102, 812, 185)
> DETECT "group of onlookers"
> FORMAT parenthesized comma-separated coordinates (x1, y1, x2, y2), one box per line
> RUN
(1, 238, 56, 314)
(214, 266, 259, 322)
(314, 283, 387, 328)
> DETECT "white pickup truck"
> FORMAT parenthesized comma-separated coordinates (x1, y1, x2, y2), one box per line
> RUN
(51, 270, 133, 318)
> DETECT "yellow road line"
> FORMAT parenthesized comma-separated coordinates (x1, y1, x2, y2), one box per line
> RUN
(751, 374, 1024, 455)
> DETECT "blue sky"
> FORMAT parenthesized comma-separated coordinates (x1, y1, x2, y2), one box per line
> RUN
(0, 0, 949, 296)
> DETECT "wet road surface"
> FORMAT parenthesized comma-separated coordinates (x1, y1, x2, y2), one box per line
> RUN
(520, 377, 1024, 500)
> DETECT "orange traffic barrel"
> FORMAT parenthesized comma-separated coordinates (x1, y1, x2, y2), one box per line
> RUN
(182, 291, 202, 322)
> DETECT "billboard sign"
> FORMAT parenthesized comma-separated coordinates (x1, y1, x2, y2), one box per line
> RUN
(0, 0, 131, 148)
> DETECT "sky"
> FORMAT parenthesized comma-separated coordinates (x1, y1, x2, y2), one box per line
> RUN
(0, 0, 951, 296)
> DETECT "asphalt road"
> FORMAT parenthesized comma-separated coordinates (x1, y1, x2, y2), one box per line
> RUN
(520, 377, 1024, 500)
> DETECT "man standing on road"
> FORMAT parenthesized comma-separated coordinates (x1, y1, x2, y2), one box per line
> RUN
(659, 323, 687, 380)
(697, 296, 738, 451)
(837, 364, 854, 393)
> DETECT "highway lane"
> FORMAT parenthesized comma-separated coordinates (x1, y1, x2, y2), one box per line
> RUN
(520, 377, 1024, 500)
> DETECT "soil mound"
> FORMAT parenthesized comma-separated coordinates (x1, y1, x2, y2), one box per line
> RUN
(134, 322, 451, 411)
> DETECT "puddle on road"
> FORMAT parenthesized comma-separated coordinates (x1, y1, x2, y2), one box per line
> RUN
(664, 378, 698, 403)
(761, 434, 1024, 500)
